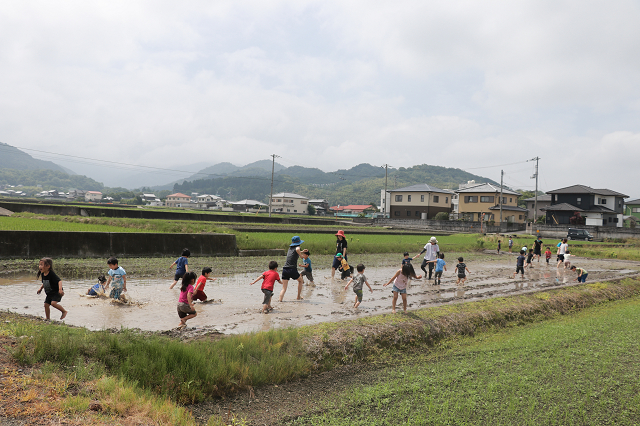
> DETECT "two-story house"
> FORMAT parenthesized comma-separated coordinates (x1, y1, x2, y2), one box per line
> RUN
(625, 199, 640, 221)
(84, 191, 103, 202)
(542, 185, 627, 227)
(522, 194, 552, 221)
(270, 192, 309, 214)
(165, 193, 191, 208)
(388, 184, 453, 219)
(455, 183, 525, 223)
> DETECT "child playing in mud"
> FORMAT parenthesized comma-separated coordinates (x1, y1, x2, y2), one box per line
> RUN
(87, 275, 107, 296)
(513, 250, 526, 279)
(455, 257, 470, 285)
(497, 240, 501, 254)
(383, 263, 422, 313)
(570, 265, 588, 282)
(402, 252, 412, 265)
(250, 261, 281, 313)
(344, 264, 373, 308)
(299, 249, 314, 285)
(177, 272, 197, 328)
(545, 247, 552, 265)
(525, 249, 534, 270)
(336, 253, 353, 280)
(36, 257, 67, 320)
(508, 238, 513, 253)
(563, 250, 573, 269)
(105, 257, 127, 301)
(194, 267, 216, 302)
(434, 253, 446, 285)
(169, 248, 190, 289)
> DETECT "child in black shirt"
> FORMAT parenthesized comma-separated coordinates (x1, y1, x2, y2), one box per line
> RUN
(513, 250, 526, 279)
(36, 257, 67, 320)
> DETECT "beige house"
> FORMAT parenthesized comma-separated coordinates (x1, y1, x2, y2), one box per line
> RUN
(388, 184, 453, 219)
(455, 183, 527, 223)
(84, 191, 102, 202)
(166, 193, 191, 208)
(270, 192, 309, 214)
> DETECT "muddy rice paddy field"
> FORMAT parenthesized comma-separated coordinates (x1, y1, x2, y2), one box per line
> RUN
(2, 253, 638, 334)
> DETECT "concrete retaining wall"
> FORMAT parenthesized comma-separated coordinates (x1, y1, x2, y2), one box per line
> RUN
(530, 224, 640, 240)
(0, 231, 237, 259)
(0, 201, 346, 226)
(363, 218, 526, 234)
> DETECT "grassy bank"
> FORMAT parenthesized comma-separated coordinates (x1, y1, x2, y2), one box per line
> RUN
(3, 277, 640, 424)
(290, 294, 640, 425)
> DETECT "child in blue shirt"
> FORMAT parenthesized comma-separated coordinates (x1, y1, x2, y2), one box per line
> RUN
(434, 253, 446, 285)
(105, 257, 127, 300)
(87, 274, 107, 296)
(402, 252, 412, 266)
(169, 248, 190, 289)
(298, 249, 314, 285)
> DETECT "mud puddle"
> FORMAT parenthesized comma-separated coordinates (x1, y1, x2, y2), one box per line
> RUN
(1, 256, 638, 334)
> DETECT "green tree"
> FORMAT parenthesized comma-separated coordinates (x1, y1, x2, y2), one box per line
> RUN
(307, 204, 316, 215)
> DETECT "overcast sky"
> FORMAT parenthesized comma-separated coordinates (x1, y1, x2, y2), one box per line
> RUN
(1, 1, 639, 195)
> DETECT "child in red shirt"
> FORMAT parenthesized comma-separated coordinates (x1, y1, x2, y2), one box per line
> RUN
(193, 267, 216, 302)
(544, 247, 552, 265)
(250, 261, 282, 313)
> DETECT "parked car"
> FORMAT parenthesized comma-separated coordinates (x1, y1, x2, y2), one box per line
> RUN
(567, 228, 593, 241)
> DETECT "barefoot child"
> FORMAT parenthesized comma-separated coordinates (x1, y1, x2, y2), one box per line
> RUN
(497, 240, 501, 254)
(455, 257, 470, 285)
(513, 250, 526, 279)
(524, 249, 534, 270)
(545, 247, 552, 265)
(563, 250, 573, 269)
(177, 272, 197, 328)
(36, 258, 67, 320)
(344, 264, 373, 308)
(434, 253, 447, 285)
(280, 236, 304, 301)
(105, 257, 127, 301)
(299, 249, 314, 285)
(383, 263, 422, 313)
(169, 248, 190, 289)
(194, 267, 216, 302)
(250, 261, 281, 313)
(570, 265, 588, 282)
(402, 252, 412, 265)
(87, 275, 107, 296)
(508, 238, 513, 253)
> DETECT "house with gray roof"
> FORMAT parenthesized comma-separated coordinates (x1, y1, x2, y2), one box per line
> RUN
(388, 184, 453, 219)
(522, 194, 552, 220)
(542, 185, 628, 227)
(454, 183, 525, 223)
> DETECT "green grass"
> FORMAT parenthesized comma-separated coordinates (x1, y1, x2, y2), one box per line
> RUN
(289, 295, 640, 425)
(0, 215, 152, 233)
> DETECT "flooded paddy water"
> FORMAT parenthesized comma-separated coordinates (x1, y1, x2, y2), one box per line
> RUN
(1, 255, 639, 334)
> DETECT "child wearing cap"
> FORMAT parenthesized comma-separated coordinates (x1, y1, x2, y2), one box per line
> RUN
(335, 253, 353, 280)
(279, 235, 305, 301)
(331, 230, 348, 278)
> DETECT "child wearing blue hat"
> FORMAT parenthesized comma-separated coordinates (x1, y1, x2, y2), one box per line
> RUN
(279, 236, 305, 301)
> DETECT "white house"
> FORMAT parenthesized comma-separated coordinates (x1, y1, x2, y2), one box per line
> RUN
(270, 192, 309, 214)
(85, 191, 103, 202)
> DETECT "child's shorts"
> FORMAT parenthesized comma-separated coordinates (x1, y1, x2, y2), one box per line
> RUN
(261, 289, 274, 305)
(457, 274, 466, 279)
(546, 257, 550, 263)
(557, 254, 565, 262)
(177, 303, 196, 318)
(193, 290, 207, 301)
(353, 289, 363, 302)
(174, 272, 185, 281)
(110, 287, 124, 300)
(282, 267, 300, 280)
(44, 292, 63, 305)
(88, 284, 104, 296)
(391, 285, 406, 294)
(515, 266, 524, 274)
(300, 269, 314, 282)
(435, 271, 443, 279)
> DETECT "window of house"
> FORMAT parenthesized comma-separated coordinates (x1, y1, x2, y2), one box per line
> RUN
(408, 195, 412, 202)
(445, 197, 448, 203)
(480, 196, 494, 203)
(509, 198, 512, 203)
(577, 197, 581, 205)
(614, 218, 619, 223)
(301, 201, 307, 204)
(633, 207, 640, 213)
(294, 210, 297, 212)
(501, 197, 507, 204)
(421, 195, 424, 202)
(394, 211, 400, 216)
(464, 196, 478, 203)
(602, 199, 607, 204)
(287, 209, 290, 212)
(433, 195, 439, 203)
(608, 217, 612, 222)
(415, 211, 420, 216)
(406, 211, 411, 216)
(519, 215, 523, 220)
(395, 195, 403, 202)
(619, 200, 622, 207)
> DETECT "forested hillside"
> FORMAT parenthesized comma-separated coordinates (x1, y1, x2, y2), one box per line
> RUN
(174, 163, 500, 206)
(0, 169, 104, 191)
(0, 143, 68, 172)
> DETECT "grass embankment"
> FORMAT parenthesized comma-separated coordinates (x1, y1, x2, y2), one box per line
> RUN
(291, 293, 640, 425)
(3, 277, 640, 424)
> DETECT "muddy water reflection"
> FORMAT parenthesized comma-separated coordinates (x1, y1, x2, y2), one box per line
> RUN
(1, 257, 637, 334)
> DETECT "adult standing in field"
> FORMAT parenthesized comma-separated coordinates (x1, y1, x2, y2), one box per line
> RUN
(280, 236, 305, 301)
(413, 236, 439, 280)
(533, 236, 544, 262)
(331, 230, 348, 279)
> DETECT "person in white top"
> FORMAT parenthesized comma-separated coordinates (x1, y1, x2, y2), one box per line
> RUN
(413, 236, 439, 280)
(557, 238, 569, 268)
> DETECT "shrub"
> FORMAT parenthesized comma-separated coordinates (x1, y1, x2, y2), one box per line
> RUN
(433, 212, 449, 221)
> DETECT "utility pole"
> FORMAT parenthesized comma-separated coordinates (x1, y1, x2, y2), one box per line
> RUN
(500, 170, 503, 225)
(529, 157, 540, 223)
(381, 164, 390, 217)
(269, 154, 280, 218)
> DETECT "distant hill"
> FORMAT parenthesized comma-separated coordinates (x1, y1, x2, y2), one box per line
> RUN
(0, 143, 69, 173)
(173, 163, 502, 206)
(0, 168, 104, 191)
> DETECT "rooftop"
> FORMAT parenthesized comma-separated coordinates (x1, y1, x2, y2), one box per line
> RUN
(547, 184, 628, 198)
(272, 192, 308, 199)
(455, 183, 520, 196)
(389, 184, 453, 194)
(522, 194, 552, 202)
